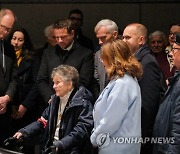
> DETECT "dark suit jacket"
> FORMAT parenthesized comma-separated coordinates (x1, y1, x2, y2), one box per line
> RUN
(0, 40, 17, 145)
(94, 50, 107, 96)
(37, 42, 94, 103)
(135, 45, 164, 138)
(0, 40, 17, 99)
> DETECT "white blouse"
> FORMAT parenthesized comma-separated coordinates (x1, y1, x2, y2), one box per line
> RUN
(54, 89, 73, 141)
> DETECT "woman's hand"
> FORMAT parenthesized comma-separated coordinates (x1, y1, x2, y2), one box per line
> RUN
(13, 132, 23, 140)
(12, 104, 27, 119)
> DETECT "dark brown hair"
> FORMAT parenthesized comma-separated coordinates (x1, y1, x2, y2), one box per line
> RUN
(53, 19, 74, 34)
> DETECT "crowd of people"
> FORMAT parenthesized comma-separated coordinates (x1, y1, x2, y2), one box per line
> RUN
(0, 7, 180, 154)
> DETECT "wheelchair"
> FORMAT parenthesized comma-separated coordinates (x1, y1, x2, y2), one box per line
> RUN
(1, 137, 24, 154)
(1, 137, 57, 154)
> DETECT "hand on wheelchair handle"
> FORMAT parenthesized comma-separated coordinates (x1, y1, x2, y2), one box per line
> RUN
(44, 145, 57, 154)
(4, 137, 19, 146)
(3, 136, 24, 152)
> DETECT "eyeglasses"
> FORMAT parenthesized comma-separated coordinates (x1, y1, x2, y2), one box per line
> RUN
(172, 47, 180, 54)
(169, 32, 175, 37)
(69, 17, 82, 21)
(0, 24, 12, 33)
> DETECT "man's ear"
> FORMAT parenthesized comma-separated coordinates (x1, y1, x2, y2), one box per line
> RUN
(113, 31, 118, 39)
(71, 30, 75, 36)
(138, 36, 146, 45)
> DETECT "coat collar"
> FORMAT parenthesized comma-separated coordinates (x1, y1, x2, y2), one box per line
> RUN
(135, 44, 152, 61)
(168, 71, 180, 86)
(162, 71, 180, 100)
(51, 86, 93, 109)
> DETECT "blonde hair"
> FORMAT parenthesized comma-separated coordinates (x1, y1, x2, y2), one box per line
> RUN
(101, 39, 142, 79)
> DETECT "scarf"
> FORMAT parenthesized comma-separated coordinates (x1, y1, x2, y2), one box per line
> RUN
(15, 49, 23, 66)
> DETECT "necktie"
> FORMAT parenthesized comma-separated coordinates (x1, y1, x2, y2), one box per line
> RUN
(0, 40, 3, 68)
(0, 40, 6, 72)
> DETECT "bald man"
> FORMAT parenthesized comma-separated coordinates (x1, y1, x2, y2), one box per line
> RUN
(123, 23, 165, 154)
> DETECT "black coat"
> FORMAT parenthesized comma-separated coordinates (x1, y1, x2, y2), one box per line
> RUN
(19, 86, 94, 154)
(15, 55, 41, 108)
(153, 72, 180, 154)
(37, 42, 94, 103)
(12, 55, 44, 130)
(135, 45, 165, 138)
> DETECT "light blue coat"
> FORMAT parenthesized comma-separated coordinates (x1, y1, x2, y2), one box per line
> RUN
(91, 74, 141, 154)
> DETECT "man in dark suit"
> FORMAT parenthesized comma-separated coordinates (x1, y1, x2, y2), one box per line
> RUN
(123, 23, 164, 154)
(37, 19, 94, 103)
(93, 19, 118, 99)
(0, 9, 17, 145)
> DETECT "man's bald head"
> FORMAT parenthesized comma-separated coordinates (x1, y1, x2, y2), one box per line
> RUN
(123, 23, 147, 53)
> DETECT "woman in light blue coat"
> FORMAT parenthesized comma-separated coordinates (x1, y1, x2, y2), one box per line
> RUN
(90, 39, 143, 154)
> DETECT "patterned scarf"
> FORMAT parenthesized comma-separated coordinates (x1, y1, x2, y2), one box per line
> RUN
(15, 49, 23, 66)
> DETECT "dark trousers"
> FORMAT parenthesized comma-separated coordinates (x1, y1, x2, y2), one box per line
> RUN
(0, 106, 13, 146)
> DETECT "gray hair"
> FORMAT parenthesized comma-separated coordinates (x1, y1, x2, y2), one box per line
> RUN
(149, 30, 167, 43)
(51, 65, 79, 87)
(94, 19, 118, 34)
(44, 24, 53, 38)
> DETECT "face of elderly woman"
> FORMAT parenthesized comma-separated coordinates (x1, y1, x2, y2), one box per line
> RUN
(53, 73, 73, 97)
